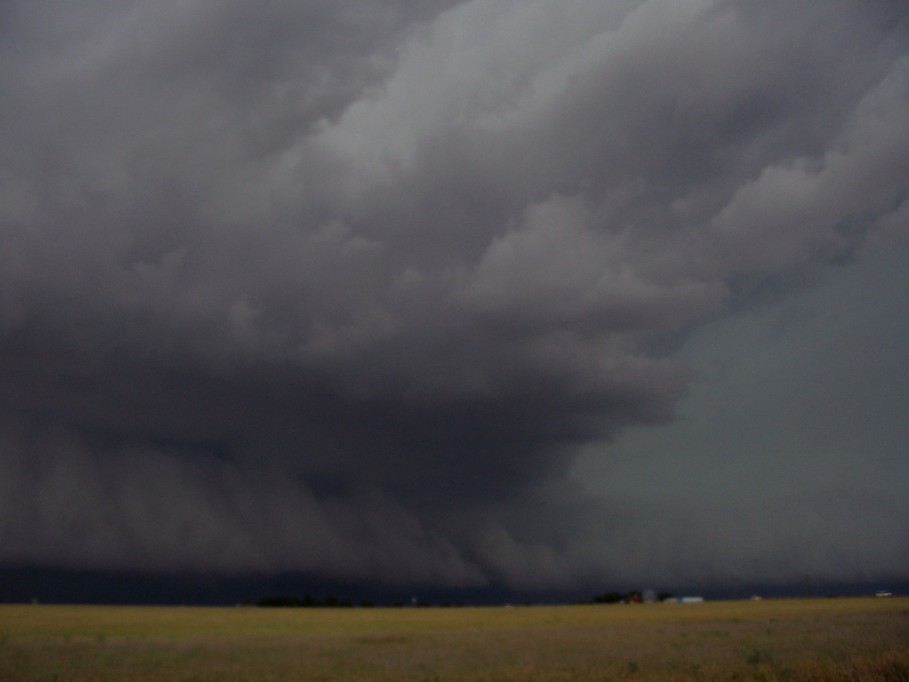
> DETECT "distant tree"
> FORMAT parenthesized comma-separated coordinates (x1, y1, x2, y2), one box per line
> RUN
(256, 596, 303, 607)
(593, 591, 623, 604)
(254, 593, 356, 608)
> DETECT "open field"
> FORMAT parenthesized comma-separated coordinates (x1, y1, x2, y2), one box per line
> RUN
(1, 598, 907, 681)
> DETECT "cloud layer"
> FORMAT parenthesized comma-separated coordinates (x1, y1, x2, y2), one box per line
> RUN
(1, 0, 908, 592)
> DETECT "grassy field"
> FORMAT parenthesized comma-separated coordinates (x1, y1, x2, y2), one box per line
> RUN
(1, 597, 907, 681)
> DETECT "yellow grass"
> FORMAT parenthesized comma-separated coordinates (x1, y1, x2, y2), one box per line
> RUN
(1, 597, 907, 681)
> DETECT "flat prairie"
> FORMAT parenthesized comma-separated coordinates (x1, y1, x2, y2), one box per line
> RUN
(1, 597, 907, 681)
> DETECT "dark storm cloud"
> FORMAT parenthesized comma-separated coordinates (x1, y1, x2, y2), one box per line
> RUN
(1, 0, 907, 591)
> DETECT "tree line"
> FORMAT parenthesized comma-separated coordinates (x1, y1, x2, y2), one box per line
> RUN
(247, 594, 464, 608)
(591, 590, 673, 604)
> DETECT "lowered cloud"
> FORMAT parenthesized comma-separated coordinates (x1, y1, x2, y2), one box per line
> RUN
(1, 0, 907, 595)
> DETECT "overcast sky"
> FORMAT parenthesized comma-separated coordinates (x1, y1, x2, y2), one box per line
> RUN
(1, 0, 907, 599)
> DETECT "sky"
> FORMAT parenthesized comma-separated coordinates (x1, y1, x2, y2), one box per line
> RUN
(1, 0, 908, 603)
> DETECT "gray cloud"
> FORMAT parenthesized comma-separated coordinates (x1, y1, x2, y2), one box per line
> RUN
(1, 0, 907, 593)
(571, 244, 909, 588)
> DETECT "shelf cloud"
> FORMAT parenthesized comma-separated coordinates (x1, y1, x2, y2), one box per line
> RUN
(1, 0, 907, 595)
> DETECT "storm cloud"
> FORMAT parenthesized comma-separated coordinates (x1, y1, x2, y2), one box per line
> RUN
(1, 0, 907, 595)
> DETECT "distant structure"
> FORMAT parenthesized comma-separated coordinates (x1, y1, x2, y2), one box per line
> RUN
(663, 596, 705, 604)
